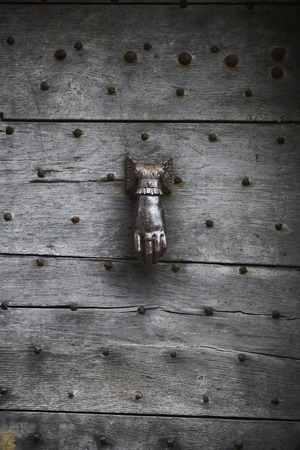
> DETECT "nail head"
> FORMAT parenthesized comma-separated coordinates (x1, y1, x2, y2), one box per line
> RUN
(271, 47, 285, 61)
(275, 223, 283, 231)
(202, 394, 209, 403)
(210, 45, 219, 54)
(204, 306, 214, 316)
(5, 126, 14, 135)
(0, 302, 8, 310)
(36, 257, 45, 267)
(238, 353, 246, 362)
(55, 49, 67, 60)
(176, 88, 185, 97)
(271, 66, 283, 79)
(205, 219, 214, 228)
(170, 351, 177, 358)
(107, 173, 115, 182)
(141, 132, 149, 141)
(135, 391, 143, 400)
(242, 177, 250, 187)
(138, 306, 146, 315)
(178, 52, 192, 66)
(73, 128, 83, 138)
(225, 54, 238, 68)
(104, 261, 113, 270)
(69, 302, 78, 311)
(277, 136, 285, 145)
(6, 36, 15, 45)
(33, 432, 42, 442)
(101, 347, 110, 356)
(74, 41, 83, 50)
(171, 264, 180, 273)
(0, 387, 8, 395)
(239, 266, 248, 275)
(143, 43, 152, 51)
(37, 169, 46, 178)
(271, 396, 279, 405)
(108, 86, 116, 95)
(34, 345, 43, 354)
(245, 88, 252, 97)
(40, 81, 50, 91)
(272, 310, 280, 319)
(124, 50, 137, 63)
(71, 216, 80, 224)
(174, 175, 183, 184)
(208, 133, 217, 142)
(235, 441, 244, 449)
(4, 213, 12, 221)
(167, 439, 176, 447)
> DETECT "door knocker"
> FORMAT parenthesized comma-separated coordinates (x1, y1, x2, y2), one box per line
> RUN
(125, 156, 173, 266)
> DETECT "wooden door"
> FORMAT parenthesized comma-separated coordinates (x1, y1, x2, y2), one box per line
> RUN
(0, 1, 299, 449)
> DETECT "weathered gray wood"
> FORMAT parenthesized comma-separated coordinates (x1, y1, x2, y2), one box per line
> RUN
(1, 413, 300, 450)
(1, 5, 299, 120)
(1, 122, 299, 265)
(0, 0, 294, 3)
(1, 256, 300, 318)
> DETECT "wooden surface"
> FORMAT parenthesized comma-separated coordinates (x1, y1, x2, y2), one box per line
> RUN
(1, 5, 300, 121)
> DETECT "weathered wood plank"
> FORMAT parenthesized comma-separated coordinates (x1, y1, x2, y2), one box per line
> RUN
(1, 122, 299, 265)
(1, 256, 300, 319)
(0, 0, 294, 3)
(1, 413, 300, 450)
(0, 5, 299, 120)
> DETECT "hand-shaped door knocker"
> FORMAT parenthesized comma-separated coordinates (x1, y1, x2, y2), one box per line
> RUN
(125, 156, 173, 266)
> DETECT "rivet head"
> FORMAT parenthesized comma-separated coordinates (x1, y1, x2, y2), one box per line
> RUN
(202, 394, 209, 403)
(71, 216, 80, 224)
(74, 41, 83, 50)
(239, 266, 248, 275)
(179, 0, 188, 8)
(170, 350, 177, 358)
(176, 88, 185, 97)
(4, 213, 12, 221)
(235, 441, 244, 449)
(271, 47, 285, 61)
(0, 387, 8, 396)
(171, 264, 180, 273)
(0, 301, 9, 310)
(271, 66, 283, 79)
(275, 223, 283, 231)
(143, 43, 152, 51)
(73, 128, 83, 138)
(205, 219, 214, 228)
(242, 177, 250, 187)
(225, 54, 238, 68)
(5, 126, 14, 135)
(277, 136, 285, 145)
(36, 257, 45, 267)
(104, 261, 113, 270)
(174, 175, 183, 184)
(101, 347, 110, 356)
(204, 306, 214, 316)
(245, 88, 252, 97)
(40, 81, 50, 91)
(69, 302, 78, 311)
(141, 132, 150, 141)
(107, 173, 115, 182)
(108, 86, 116, 95)
(6, 36, 15, 45)
(246, 3, 254, 11)
(167, 439, 176, 447)
(272, 310, 280, 319)
(271, 396, 279, 405)
(37, 169, 46, 178)
(68, 391, 74, 398)
(135, 391, 143, 400)
(33, 432, 42, 441)
(210, 45, 219, 53)
(55, 49, 67, 60)
(178, 52, 192, 66)
(137, 306, 146, 315)
(238, 353, 246, 362)
(100, 436, 108, 445)
(34, 345, 43, 354)
(124, 50, 137, 63)
(208, 133, 217, 142)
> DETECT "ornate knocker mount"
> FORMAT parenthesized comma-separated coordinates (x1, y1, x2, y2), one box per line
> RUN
(125, 156, 173, 266)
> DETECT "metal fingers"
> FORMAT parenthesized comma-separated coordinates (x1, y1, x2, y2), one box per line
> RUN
(134, 231, 167, 266)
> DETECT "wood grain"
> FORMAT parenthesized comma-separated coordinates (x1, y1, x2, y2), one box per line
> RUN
(0, 5, 299, 120)
(1, 413, 300, 450)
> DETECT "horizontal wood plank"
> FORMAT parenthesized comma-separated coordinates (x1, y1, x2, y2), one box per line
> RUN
(1, 413, 300, 450)
(1, 122, 299, 265)
(0, 5, 299, 120)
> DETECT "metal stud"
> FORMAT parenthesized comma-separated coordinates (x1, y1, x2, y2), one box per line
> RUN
(101, 347, 110, 356)
(204, 306, 213, 316)
(239, 266, 248, 275)
(174, 176, 183, 184)
(277, 136, 285, 145)
(170, 351, 177, 358)
(176, 88, 185, 97)
(245, 89, 252, 97)
(208, 133, 217, 142)
(171, 264, 180, 273)
(104, 261, 113, 270)
(0, 387, 8, 395)
(242, 177, 250, 187)
(107, 173, 115, 182)
(205, 219, 214, 228)
(6, 36, 15, 45)
(74, 41, 83, 50)
(225, 54, 238, 68)
(69, 302, 78, 311)
(5, 126, 14, 135)
(141, 132, 149, 141)
(71, 216, 80, 224)
(4, 213, 12, 221)
(272, 310, 280, 319)
(178, 52, 192, 66)
(124, 50, 137, 63)
(143, 43, 152, 51)
(0, 301, 8, 310)
(167, 439, 176, 447)
(36, 257, 45, 267)
(271, 396, 279, 405)
(34, 345, 43, 354)
(33, 432, 42, 442)
(40, 81, 50, 91)
(271, 47, 285, 61)
(275, 223, 283, 231)
(37, 169, 46, 178)
(73, 129, 83, 138)
(271, 67, 283, 79)
(202, 394, 209, 403)
(108, 87, 116, 95)
(55, 49, 67, 60)
(135, 391, 143, 400)
(138, 306, 146, 315)
(210, 45, 219, 53)
(238, 353, 246, 362)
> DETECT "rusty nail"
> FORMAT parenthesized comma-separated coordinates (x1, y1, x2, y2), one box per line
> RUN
(71, 216, 80, 224)
(204, 306, 214, 316)
(135, 391, 143, 400)
(235, 441, 243, 449)
(69, 302, 78, 311)
(179, 0, 188, 8)
(202, 394, 209, 403)
(6, 36, 15, 45)
(174, 175, 183, 184)
(275, 223, 283, 231)
(34, 345, 43, 354)
(272, 310, 280, 319)
(167, 439, 176, 447)
(271, 396, 279, 405)
(170, 350, 177, 358)
(100, 436, 108, 445)
(107, 173, 115, 182)
(1, 301, 8, 310)
(245, 88, 252, 97)
(73, 128, 83, 138)
(210, 45, 219, 53)
(242, 177, 250, 187)
(55, 49, 67, 60)
(171, 264, 180, 273)
(141, 132, 149, 141)
(5, 126, 14, 135)
(239, 266, 248, 275)
(40, 81, 50, 91)
(4, 213, 12, 221)
(225, 54, 238, 68)
(176, 88, 185, 97)
(74, 41, 83, 50)
(208, 133, 217, 142)
(138, 305, 146, 315)
(271, 66, 283, 79)
(205, 219, 214, 228)
(108, 86, 116, 95)
(246, 3, 254, 10)
(33, 432, 42, 441)
(238, 353, 246, 362)
(271, 47, 285, 61)
(68, 391, 74, 398)
(101, 347, 110, 356)
(277, 136, 285, 145)
(36, 257, 45, 267)
(143, 43, 152, 51)
(37, 169, 46, 178)
(104, 261, 113, 270)
(124, 50, 137, 63)
(178, 52, 192, 66)
(0, 387, 7, 395)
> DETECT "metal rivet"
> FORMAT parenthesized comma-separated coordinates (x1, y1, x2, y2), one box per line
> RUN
(246, 3, 254, 10)
(101, 347, 110, 356)
(135, 391, 143, 400)
(235, 441, 244, 449)
(271, 396, 279, 405)
(210, 45, 219, 53)
(124, 50, 137, 63)
(71, 216, 80, 224)
(275, 223, 283, 231)
(167, 439, 176, 447)
(176, 88, 185, 97)
(108, 86, 116, 95)
(55, 49, 67, 60)
(100, 436, 108, 445)
(40, 81, 50, 91)
(107, 173, 115, 182)
(271, 47, 285, 61)
(33, 432, 42, 442)
(73, 128, 83, 138)
(238, 353, 246, 362)
(272, 310, 280, 319)
(242, 177, 250, 187)
(208, 133, 217, 142)
(178, 52, 192, 66)
(74, 41, 83, 50)
(141, 132, 149, 141)
(277, 136, 285, 145)
(205, 219, 214, 228)
(37, 169, 46, 178)
(171, 264, 180, 273)
(202, 394, 209, 403)
(1, 302, 8, 310)
(174, 175, 183, 184)
(271, 66, 283, 79)
(5, 126, 14, 135)
(204, 306, 214, 316)
(143, 43, 152, 51)
(69, 302, 78, 311)
(245, 88, 252, 97)
(104, 261, 113, 270)
(6, 36, 15, 45)
(4, 213, 12, 221)
(138, 306, 146, 315)
(239, 266, 248, 275)
(68, 391, 74, 398)
(0, 387, 8, 396)
(225, 54, 238, 68)
(179, 0, 188, 8)
(36, 257, 45, 267)
(34, 345, 43, 354)
(170, 351, 177, 358)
